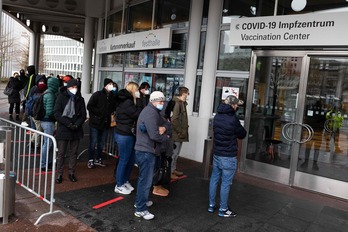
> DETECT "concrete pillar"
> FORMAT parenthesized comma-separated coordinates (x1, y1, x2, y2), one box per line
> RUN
(29, 32, 35, 66)
(81, 16, 94, 95)
(184, 0, 204, 114)
(93, 18, 103, 93)
(181, 0, 223, 162)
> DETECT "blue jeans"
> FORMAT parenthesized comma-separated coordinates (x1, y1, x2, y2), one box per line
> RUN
(40, 121, 55, 168)
(135, 151, 155, 212)
(114, 133, 135, 186)
(209, 155, 237, 210)
(88, 127, 107, 160)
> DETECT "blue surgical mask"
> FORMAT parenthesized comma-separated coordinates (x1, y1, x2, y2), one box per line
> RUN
(156, 104, 164, 111)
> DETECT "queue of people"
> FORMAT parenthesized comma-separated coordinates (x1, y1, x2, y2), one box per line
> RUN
(6, 70, 246, 221)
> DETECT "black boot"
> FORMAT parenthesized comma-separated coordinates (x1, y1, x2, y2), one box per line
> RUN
(15, 114, 20, 121)
(9, 115, 13, 121)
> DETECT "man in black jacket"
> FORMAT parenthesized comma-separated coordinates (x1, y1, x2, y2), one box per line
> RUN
(87, 78, 117, 168)
(54, 79, 87, 183)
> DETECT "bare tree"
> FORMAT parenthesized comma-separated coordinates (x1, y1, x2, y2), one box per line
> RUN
(0, 29, 15, 79)
(15, 32, 30, 71)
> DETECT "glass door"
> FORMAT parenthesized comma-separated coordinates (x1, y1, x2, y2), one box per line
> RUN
(243, 52, 306, 185)
(242, 51, 348, 200)
(294, 56, 348, 199)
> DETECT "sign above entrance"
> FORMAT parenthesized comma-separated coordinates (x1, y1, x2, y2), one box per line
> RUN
(229, 12, 347, 47)
(96, 28, 172, 54)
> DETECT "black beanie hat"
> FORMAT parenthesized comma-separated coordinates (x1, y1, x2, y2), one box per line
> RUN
(104, 78, 114, 87)
(67, 79, 78, 88)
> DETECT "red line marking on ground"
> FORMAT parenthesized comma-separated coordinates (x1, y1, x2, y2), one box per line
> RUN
(39, 196, 44, 200)
(35, 171, 53, 175)
(170, 175, 187, 183)
(20, 154, 40, 157)
(17, 182, 22, 186)
(92, 197, 124, 209)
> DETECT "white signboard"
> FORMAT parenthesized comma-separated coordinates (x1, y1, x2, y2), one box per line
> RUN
(222, 87, 239, 100)
(230, 12, 348, 47)
(97, 28, 172, 54)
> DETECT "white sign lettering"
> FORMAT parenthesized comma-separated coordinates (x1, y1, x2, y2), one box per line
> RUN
(230, 12, 348, 46)
(97, 28, 172, 54)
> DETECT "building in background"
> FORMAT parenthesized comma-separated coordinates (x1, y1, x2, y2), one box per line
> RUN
(43, 35, 84, 79)
(0, 12, 29, 78)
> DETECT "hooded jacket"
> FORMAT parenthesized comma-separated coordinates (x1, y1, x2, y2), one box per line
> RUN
(213, 103, 247, 157)
(41, 77, 60, 122)
(171, 96, 189, 142)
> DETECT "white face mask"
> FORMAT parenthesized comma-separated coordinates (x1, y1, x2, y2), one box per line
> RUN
(135, 91, 140, 98)
(144, 89, 150, 95)
(69, 88, 78, 95)
(106, 84, 113, 92)
(63, 83, 68, 87)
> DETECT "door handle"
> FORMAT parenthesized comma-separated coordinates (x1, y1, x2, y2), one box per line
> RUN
(281, 122, 313, 144)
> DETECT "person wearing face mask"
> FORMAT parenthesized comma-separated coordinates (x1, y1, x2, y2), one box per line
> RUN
(25, 74, 47, 150)
(114, 82, 142, 195)
(87, 78, 117, 169)
(170, 86, 190, 179)
(54, 79, 87, 183)
(136, 82, 151, 109)
(134, 91, 169, 220)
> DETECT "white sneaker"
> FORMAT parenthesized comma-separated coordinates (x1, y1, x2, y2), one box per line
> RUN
(114, 185, 131, 195)
(134, 210, 154, 220)
(134, 201, 153, 208)
(21, 121, 29, 127)
(124, 181, 134, 191)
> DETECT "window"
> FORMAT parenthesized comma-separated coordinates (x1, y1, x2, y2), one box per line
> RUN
(156, 0, 190, 29)
(128, 1, 153, 32)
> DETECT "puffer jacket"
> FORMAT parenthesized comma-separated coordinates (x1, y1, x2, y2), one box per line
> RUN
(213, 103, 247, 157)
(41, 77, 60, 122)
(171, 97, 189, 142)
(115, 89, 142, 136)
(7, 77, 22, 104)
(54, 90, 87, 140)
(87, 88, 117, 130)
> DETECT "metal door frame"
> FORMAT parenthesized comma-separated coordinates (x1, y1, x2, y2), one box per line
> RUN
(241, 50, 348, 200)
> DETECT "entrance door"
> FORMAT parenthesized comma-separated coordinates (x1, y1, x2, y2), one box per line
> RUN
(242, 51, 348, 200)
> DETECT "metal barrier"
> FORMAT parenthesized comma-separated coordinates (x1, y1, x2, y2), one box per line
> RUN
(0, 118, 65, 225)
(77, 126, 118, 160)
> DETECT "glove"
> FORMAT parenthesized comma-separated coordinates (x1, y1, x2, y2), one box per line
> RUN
(68, 123, 78, 131)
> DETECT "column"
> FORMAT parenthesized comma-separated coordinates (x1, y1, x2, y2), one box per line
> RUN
(92, 18, 103, 93)
(199, 0, 222, 119)
(184, 0, 204, 114)
(81, 16, 94, 95)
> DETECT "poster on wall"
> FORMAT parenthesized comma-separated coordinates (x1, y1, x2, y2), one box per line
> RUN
(222, 87, 239, 100)
(156, 54, 163, 68)
(141, 76, 152, 90)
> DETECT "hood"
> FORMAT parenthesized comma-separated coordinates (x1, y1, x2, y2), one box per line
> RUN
(217, 103, 235, 115)
(117, 89, 133, 101)
(47, 77, 60, 94)
(35, 75, 46, 84)
(27, 65, 36, 76)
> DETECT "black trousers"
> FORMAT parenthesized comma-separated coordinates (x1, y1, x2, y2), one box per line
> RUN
(57, 139, 80, 175)
(9, 102, 20, 115)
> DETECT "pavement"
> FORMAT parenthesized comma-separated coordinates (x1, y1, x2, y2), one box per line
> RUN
(0, 88, 348, 231)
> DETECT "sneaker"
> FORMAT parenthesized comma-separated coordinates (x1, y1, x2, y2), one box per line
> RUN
(124, 181, 134, 191)
(134, 210, 154, 220)
(208, 205, 216, 213)
(21, 121, 29, 127)
(218, 208, 237, 218)
(173, 170, 184, 176)
(134, 201, 153, 208)
(94, 158, 106, 167)
(87, 160, 94, 169)
(114, 185, 132, 195)
(152, 186, 169, 197)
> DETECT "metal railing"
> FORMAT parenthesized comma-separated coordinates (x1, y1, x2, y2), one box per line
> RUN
(0, 118, 65, 225)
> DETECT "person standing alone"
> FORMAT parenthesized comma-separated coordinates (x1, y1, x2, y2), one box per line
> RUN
(208, 95, 246, 218)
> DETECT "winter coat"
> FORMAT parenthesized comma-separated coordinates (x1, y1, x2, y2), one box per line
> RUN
(54, 90, 87, 140)
(213, 103, 247, 158)
(115, 89, 142, 136)
(134, 103, 169, 155)
(7, 77, 22, 104)
(171, 97, 189, 142)
(87, 88, 117, 130)
(41, 77, 60, 122)
(136, 92, 150, 109)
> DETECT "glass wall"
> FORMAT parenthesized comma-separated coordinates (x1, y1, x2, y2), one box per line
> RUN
(99, 71, 123, 90)
(156, 0, 190, 29)
(128, 1, 153, 32)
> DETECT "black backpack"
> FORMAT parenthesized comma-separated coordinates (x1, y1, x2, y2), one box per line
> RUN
(32, 92, 46, 120)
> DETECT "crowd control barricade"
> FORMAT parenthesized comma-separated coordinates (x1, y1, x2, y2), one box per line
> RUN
(0, 118, 65, 225)
(77, 126, 118, 160)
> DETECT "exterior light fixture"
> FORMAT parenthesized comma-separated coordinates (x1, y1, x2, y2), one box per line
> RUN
(16, 13, 20, 18)
(291, 0, 307, 12)
(26, 19, 30, 27)
(42, 25, 47, 32)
